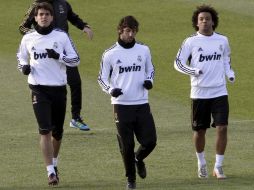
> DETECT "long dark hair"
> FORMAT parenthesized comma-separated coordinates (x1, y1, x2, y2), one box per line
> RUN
(117, 15, 139, 34)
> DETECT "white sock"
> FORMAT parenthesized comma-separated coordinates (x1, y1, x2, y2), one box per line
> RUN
(215, 154, 224, 168)
(53, 157, 58, 167)
(47, 165, 55, 177)
(196, 151, 206, 166)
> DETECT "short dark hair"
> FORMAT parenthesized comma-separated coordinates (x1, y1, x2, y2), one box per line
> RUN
(117, 15, 139, 33)
(34, 2, 54, 16)
(192, 4, 219, 31)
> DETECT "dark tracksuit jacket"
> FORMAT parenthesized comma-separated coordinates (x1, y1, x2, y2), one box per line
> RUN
(19, 0, 89, 34)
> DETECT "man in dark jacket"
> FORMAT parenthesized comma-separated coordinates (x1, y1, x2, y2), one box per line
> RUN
(19, 0, 93, 131)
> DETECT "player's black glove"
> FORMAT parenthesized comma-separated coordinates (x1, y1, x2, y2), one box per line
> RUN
(110, 88, 123, 98)
(143, 80, 153, 90)
(46, 49, 60, 59)
(22, 65, 31, 75)
(229, 77, 235, 83)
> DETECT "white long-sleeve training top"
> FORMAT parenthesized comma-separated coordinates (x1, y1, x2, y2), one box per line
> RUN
(17, 29, 80, 86)
(98, 41, 155, 105)
(174, 32, 235, 99)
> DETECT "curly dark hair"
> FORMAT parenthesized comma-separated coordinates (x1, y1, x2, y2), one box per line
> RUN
(192, 4, 219, 31)
(117, 15, 139, 34)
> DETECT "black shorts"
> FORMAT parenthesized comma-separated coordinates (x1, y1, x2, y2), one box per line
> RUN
(191, 95, 229, 131)
(29, 85, 67, 135)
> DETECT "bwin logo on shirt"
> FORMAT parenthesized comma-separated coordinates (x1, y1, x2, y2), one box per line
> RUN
(199, 52, 222, 62)
(119, 64, 141, 74)
(34, 52, 48, 60)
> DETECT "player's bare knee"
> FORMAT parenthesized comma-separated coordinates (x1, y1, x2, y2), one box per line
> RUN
(217, 125, 227, 134)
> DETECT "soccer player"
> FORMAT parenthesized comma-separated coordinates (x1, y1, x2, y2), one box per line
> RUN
(17, 2, 80, 185)
(174, 5, 235, 179)
(98, 16, 157, 190)
(19, 0, 93, 131)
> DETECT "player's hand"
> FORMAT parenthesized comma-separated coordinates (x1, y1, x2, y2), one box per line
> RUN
(110, 88, 123, 97)
(22, 65, 31, 75)
(143, 80, 153, 90)
(46, 49, 60, 60)
(83, 26, 93, 40)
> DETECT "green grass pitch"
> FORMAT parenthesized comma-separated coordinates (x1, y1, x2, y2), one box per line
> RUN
(0, 0, 253, 189)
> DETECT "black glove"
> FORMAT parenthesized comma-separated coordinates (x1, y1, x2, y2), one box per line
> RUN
(22, 65, 31, 75)
(110, 88, 123, 98)
(229, 77, 235, 83)
(143, 80, 153, 90)
(46, 49, 60, 59)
